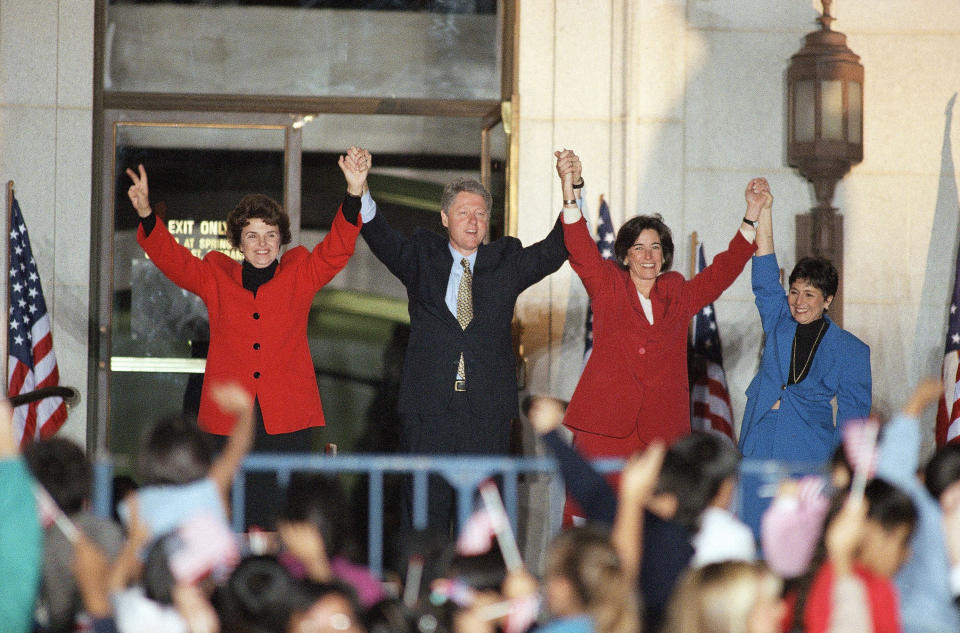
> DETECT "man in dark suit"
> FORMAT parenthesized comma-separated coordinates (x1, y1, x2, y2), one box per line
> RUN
(352, 149, 568, 532)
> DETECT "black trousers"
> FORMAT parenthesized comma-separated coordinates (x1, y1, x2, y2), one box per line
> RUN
(208, 398, 314, 530)
(400, 390, 508, 535)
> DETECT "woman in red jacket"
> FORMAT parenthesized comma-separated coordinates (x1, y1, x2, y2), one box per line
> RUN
(126, 147, 369, 525)
(555, 149, 766, 461)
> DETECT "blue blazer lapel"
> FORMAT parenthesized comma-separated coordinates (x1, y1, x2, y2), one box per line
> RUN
(807, 317, 838, 380)
(776, 319, 796, 384)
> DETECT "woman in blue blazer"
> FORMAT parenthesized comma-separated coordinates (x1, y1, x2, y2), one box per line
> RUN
(738, 189, 871, 465)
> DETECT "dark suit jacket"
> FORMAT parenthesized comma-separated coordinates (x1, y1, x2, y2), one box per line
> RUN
(361, 210, 567, 452)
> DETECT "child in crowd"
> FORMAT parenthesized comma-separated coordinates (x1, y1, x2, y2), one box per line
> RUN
(0, 399, 43, 633)
(66, 382, 254, 632)
(875, 379, 960, 633)
(24, 437, 125, 632)
(537, 525, 639, 633)
(784, 479, 916, 633)
(121, 382, 254, 542)
(661, 561, 783, 633)
(277, 472, 386, 608)
(673, 432, 756, 567)
(526, 395, 751, 631)
(760, 430, 860, 579)
(217, 554, 367, 633)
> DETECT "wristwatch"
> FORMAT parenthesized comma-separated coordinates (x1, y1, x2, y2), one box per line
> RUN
(742, 216, 759, 228)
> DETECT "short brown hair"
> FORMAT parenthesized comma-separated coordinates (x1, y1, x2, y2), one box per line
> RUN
(613, 214, 674, 272)
(226, 194, 291, 248)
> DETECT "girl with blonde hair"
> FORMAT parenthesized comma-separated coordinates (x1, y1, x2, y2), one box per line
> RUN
(662, 561, 783, 633)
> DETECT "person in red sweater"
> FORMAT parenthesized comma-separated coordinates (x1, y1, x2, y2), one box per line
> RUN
(126, 147, 369, 526)
(783, 478, 916, 633)
(555, 149, 764, 461)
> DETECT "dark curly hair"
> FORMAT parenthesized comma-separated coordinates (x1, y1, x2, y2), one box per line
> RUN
(788, 257, 838, 299)
(613, 214, 674, 273)
(226, 194, 291, 249)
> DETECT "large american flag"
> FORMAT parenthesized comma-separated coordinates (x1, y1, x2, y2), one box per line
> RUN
(936, 242, 960, 445)
(688, 242, 735, 441)
(8, 197, 67, 446)
(583, 197, 616, 363)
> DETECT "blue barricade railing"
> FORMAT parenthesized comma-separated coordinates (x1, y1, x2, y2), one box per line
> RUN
(91, 453, 825, 578)
(235, 453, 625, 578)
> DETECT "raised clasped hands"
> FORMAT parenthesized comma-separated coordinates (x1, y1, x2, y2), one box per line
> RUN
(339, 146, 372, 197)
(554, 148, 582, 197)
(125, 164, 152, 218)
(744, 177, 773, 220)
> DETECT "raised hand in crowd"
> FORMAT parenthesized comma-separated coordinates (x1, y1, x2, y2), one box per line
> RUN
(125, 164, 152, 218)
(901, 376, 943, 418)
(208, 382, 256, 499)
(72, 534, 112, 620)
(0, 399, 17, 457)
(611, 440, 666, 583)
(526, 395, 567, 436)
(941, 481, 960, 569)
(825, 496, 867, 577)
(277, 520, 333, 583)
(172, 583, 220, 633)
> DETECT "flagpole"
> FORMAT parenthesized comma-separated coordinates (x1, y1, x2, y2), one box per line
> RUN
(689, 232, 698, 340)
(3, 182, 12, 389)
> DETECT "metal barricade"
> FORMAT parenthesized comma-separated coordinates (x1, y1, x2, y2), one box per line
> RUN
(91, 450, 826, 578)
(234, 453, 623, 578)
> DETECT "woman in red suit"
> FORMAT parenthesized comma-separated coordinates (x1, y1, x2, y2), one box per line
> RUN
(126, 148, 369, 525)
(556, 149, 768, 461)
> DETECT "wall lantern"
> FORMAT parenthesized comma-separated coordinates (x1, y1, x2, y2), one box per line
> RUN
(787, 0, 863, 324)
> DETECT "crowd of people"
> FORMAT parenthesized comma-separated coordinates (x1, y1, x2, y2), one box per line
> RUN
(0, 146, 954, 633)
(5, 378, 960, 633)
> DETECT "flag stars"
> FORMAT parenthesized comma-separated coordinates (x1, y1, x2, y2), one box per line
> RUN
(27, 304, 37, 314)
(603, 231, 614, 243)
(953, 304, 957, 315)
(953, 333, 960, 345)
(12, 282, 22, 293)
(28, 287, 38, 299)
(601, 248, 612, 258)
(13, 335, 23, 346)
